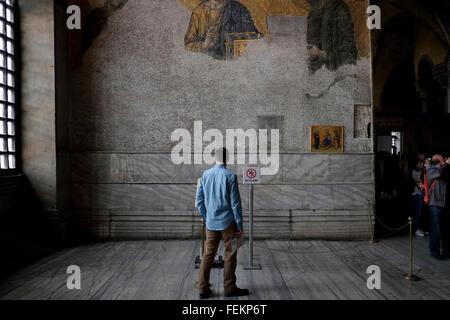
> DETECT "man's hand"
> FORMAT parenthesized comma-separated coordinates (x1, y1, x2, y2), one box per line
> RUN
(236, 230, 243, 239)
(202, 36, 214, 50)
(203, 28, 217, 51)
(446, 157, 450, 165)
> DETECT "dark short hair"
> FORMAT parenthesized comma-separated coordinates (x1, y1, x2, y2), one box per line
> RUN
(214, 147, 228, 163)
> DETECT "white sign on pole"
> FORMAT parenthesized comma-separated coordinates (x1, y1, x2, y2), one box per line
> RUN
(243, 167, 261, 184)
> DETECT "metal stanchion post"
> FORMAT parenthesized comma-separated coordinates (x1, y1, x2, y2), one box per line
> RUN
(405, 217, 419, 281)
(194, 219, 206, 269)
(244, 184, 261, 270)
(249, 184, 253, 267)
(195, 218, 224, 269)
(367, 199, 377, 243)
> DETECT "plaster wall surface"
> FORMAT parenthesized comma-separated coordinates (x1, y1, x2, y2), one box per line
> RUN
(71, 0, 374, 239)
(21, 0, 56, 212)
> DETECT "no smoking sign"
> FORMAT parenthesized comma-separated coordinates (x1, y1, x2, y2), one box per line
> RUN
(243, 167, 261, 184)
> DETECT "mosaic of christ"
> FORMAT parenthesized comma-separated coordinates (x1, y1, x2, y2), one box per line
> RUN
(179, 0, 359, 72)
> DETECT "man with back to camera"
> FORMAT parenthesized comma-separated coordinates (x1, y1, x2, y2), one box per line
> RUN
(426, 154, 450, 260)
(195, 147, 249, 299)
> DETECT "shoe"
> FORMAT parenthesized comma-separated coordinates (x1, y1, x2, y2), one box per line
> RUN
(199, 288, 212, 299)
(424, 232, 429, 236)
(415, 229, 425, 237)
(225, 287, 249, 297)
(431, 253, 446, 261)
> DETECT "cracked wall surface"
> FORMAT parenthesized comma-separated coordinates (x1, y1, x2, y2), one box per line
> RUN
(70, 0, 374, 239)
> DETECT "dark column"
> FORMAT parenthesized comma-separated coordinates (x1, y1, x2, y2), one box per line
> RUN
(55, 0, 73, 247)
(447, 54, 450, 113)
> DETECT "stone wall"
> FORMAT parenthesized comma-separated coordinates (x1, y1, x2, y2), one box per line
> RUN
(70, 0, 374, 240)
(1, 0, 59, 274)
(21, 0, 56, 213)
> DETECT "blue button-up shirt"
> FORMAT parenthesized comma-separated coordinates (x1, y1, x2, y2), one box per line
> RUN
(196, 164, 243, 231)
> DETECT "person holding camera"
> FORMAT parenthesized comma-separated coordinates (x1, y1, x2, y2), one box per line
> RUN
(426, 154, 450, 260)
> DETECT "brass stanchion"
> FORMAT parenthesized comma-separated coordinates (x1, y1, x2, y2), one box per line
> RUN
(195, 219, 206, 268)
(195, 218, 224, 269)
(367, 199, 377, 243)
(405, 217, 419, 281)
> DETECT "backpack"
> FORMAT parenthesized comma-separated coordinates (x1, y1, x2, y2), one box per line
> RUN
(421, 170, 436, 205)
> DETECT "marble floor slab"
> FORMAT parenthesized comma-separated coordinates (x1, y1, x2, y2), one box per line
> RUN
(0, 236, 449, 300)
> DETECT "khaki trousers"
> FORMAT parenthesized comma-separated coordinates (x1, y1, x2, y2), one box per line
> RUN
(196, 220, 238, 295)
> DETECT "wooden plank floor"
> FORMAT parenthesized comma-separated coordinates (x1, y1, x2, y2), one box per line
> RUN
(0, 236, 449, 300)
